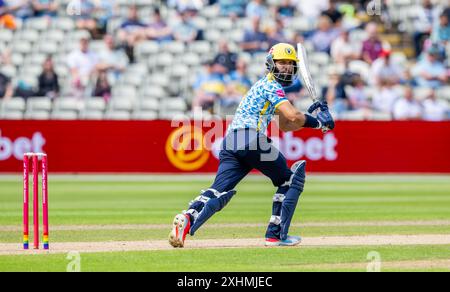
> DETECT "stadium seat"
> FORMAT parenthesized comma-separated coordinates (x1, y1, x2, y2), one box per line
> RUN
(25, 111, 51, 120)
(12, 41, 32, 54)
(436, 86, 450, 101)
(0, 30, 13, 43)
(140, 85, 166, 99)
(0, 65, 17, 78)
(1, 111, 24, 120)
(27, 98, 52, 112)
(81, 110, 104, 120)
(27, 54, 47, 65)
(112, 86, 137, 99)
(160, 98, 187, 112)
(169, 65, 189, 78)
(39, 41, 59, 55)
(51, 111, 79, 120)
(85, 98, 106, 111)
(121, 74, 144, 87)
(43, 30, 65, 43)
(132, 111, 158, 120)
(371, 112, 393, 121)
(155, 53, 174, 67)
(138, 98, 159, 111)
(159, 111, 187, 120)
(291, 18, 314, 32)
(213, 17, 233, 31)
(310, 52, 330, 67)
(348, 60, 371, 81)
(53, 98, 82, 112)
(1, 98, 26, 112)
(25, 17, 50, 31)
(162, 42, 185, 55)
(189, 41, 211, 55)
(108, 98, 135, 112)
(18, 29, 40, 43)
(51, 18, 75, 31)
(204, 29, 221, 42)
(414, 87, 433, 101)
(105, 111, 132, 120)
(147, 75, 171, 89)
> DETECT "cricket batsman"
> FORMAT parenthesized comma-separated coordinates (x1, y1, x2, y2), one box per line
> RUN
(169, 43, 335, 247)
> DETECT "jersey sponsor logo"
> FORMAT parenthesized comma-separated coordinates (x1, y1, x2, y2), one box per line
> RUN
(165, 126, 210, 171)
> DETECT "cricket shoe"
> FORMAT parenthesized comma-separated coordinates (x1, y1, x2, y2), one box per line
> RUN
(169, 213, 191, 248)
(265, 235, 302, 247)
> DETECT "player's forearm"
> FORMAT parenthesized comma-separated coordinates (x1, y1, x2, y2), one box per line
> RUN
(279, 112, 306, 132)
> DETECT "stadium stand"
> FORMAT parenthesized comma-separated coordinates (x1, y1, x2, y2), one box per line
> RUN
(0, 0, 449, 121)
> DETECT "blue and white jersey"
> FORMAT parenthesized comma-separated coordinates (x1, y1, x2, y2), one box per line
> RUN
(228, 74, 289, 134)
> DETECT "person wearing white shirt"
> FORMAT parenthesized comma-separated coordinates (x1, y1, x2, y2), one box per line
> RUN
(97, 34, 128, 85)
(370, 50, 404, 86)
(67, 37, 99, 98)
(422, 90, 449, 121)
(372, 81, 400, 115)
(393, 87, 422, 120)
(331, 29, 361, 65)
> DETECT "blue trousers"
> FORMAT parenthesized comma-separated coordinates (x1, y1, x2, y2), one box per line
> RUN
(208, 129, 293, 238)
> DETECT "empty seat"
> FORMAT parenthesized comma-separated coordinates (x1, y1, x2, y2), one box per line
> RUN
(85, 98, 106, 111)
(54, 98, 82, 111)
(1, 97, 26, 112)
(0, 65, 17, 78)
(0, 30, 13, 43)
(27, 98, 52, 111)
(39, 41, 59, 55)
(159, 111, 187, 120)
(436, 86, 450, 101)
(155, 53, 174, 67)
(52, 18, 75, 31)
(112, 86, 137, 99)
(161, 98, 187, 112)
(105, 111, 131, 120)
(109, 98, 134, 111)
(162, 42, 185, 55)
(132, 111, 158, 120)
(27, 54, 47, 65)
(141, 86, 166, 99)
(121, 74, 144, 87)
(169, 65, 189, 78)
(82, 110, 104, 120)
(44, 30, 65, 43)
(138, 98, 159, 111)
(213, 17, 233, 31)
(189, 41, 211, 54)
(25, 111, 51, 120)
(136, 41, 160, 57)
(1, 111, 24, 120)
(12, 41, 32, 54)
(26, 17, 50, 31)
(51, 111, 79, 120)
(19, 29, 40, 43)
(181, 52, 201, 67)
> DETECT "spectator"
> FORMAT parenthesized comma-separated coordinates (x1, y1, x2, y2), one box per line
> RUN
(361, 22, 384, 65)
(67, 36, 99, 98)
(392, 87, 422, 120)
(6, 0, 33, 21)
(246, 0, 268, 19)
(267, 18, 290, 48)
(411, 0, 438, 57)
(412, 46, 448, 88)
(95, 0, 118, 35)
(322, 68, 349, 114)
(37, 57, 59, 98)
(372, 80, 400, 115)
(222, 59, 252, 107)
(145, 8, 173, 42)
(432, 13, 450, 46)
(192, 61, 226, 111)
(168, 0, 204, 13)
(74, 0, 97, 37)
(348, 74, 370, 110)
(321, 0, 343, 25)
(97, 34, 128, 84)
(218, 0, 246, 18)
(214, 40, 238, 73)
(117, 5, 147, 62)
(297, 0, 329, 21)
(277, 0, 296, 19)
(0, 70, 13, 100)
(172, 9, 200, 43)
(31, 0, 58, 17)
(370, 49, 405, 86)
(310, 15, 340, 54)
(0, 0, 17, 30)
(240, 16, 269, 55)
(422, 89, 449, 121)
(92, 70, 111, 101)
(331, 29, 361, 65)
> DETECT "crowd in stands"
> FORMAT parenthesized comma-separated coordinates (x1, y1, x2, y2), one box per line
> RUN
(0, 0, 449, 121)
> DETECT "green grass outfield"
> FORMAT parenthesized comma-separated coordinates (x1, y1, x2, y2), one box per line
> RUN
(0, 174, 449, 272)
